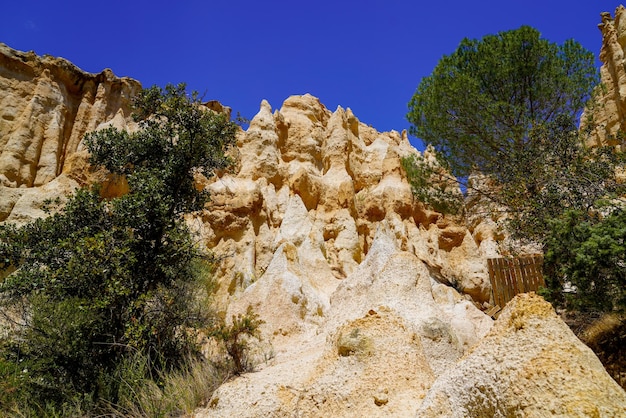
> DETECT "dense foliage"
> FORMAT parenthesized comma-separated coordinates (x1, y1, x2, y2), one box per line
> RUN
(403, 26, 625, 237)
(404, 26, 626, 313)
(544, 208, 626, 312)
(0, 84, 237, 414)
(407, 25, 598, 180)
(492, 114, 624, 243)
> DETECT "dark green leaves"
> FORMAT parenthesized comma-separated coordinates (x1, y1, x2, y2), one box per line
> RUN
(407, 26, 598, 179)
(404, 26, 625, 239)
(544, 208, 626, 312)
(405, 26, 625, 316)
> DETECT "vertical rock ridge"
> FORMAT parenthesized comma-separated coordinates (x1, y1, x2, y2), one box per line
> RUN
(0, 43, 140, 188)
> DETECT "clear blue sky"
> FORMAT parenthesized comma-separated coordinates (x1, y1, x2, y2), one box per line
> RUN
(1, 1, 621, 150)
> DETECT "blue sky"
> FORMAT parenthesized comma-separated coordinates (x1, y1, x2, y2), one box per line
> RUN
(1, 1, 621, 150)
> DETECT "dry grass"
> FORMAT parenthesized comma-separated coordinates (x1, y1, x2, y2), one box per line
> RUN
(566, 311, 626, 390)
(578, 313, 624, 345)
(106, 356, 231, 418)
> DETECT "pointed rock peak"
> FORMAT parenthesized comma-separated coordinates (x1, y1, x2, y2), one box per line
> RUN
(344, 108, 360, 126)
(328, 106, 346, 126)
(248, 99, 276, 131)
(343, 107, 359, 136)
(359, 221, 400, 269)
(260, 99, 272, 113)
(272, 108, 286, 124)
(274, 194, 312, 247)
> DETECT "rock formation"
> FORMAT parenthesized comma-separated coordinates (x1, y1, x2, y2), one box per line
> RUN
(585, 5, 626, 150)
(1, 43, 625, 417)
(198, 94, 496, 310)
(193, 93, 625, 416)
(0, 43, 140, 223)
(199, 225, 493, 417)
(0, 43, 140, 188)
(417, 293, 626, 417)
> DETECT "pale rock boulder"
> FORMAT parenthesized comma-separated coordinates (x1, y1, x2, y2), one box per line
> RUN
(355, 173, 414, 222)
(417, 293, 626, 417)
(290, 308, 435, 417)
(471, 219, 503, 257)
(322, 224, 492, 375)
(261, 181, 290, 228)
(3, 175, 79, 225)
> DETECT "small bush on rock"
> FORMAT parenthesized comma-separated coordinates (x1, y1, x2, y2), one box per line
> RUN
(211, 306, 264, 374)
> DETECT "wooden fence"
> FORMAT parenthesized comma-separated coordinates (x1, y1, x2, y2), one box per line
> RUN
(487, 255, 545, 309)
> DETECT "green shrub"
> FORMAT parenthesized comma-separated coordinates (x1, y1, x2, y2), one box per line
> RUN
(211, 306, 264, 374)
(544, 208, 626, 312)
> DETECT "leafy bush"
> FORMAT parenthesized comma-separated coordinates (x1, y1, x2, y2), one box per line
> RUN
(544, 208, 626, 312)
(211, 306, 264, 374)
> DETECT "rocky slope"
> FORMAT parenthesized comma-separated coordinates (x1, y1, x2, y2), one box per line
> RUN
(2, 21, 626, 416)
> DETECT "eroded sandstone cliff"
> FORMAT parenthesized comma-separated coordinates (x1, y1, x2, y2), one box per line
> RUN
(0, 43, 140, 222)
(198, 94, 495, 311)
(0, 43, 140, 187)
(1, 42, 625, 417)
(586, 5, 626, 150)
(195, 95, 626, 417)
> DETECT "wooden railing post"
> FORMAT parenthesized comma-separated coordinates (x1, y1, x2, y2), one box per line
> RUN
(487, 255, 545, 310)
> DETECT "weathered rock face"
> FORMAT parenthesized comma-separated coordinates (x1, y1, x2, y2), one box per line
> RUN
(417, 293, 626, 417)
(0, 43, 140, 188)
(0, 43, 140, 223)
(194, 94, 625, 417)
(2, 45, 624, 417)
(585, 5, 626, 149)
(199, 226, 492, 418)
(200, 94, 494, 310)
